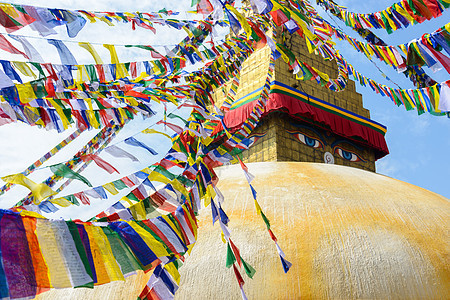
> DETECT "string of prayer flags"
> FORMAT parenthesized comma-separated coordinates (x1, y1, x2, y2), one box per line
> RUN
(0, 2, 211, 37)
(3, 0, 448, 298)
(339, 52, 450, 114)
(0, 201, 197, 300)
(316, 0, 448, 34)
(32, 132, 186, 212)
(52, 124, 123, 198)
(305, 2, 438, 88)
(0, 8, 295, 299)
(90, 44, 274, 298)
(236, 156, 292, 273)
(0, 128, 84, 195)
(13, 124, 120, 207)
(273, 7, 449, 116)
(317, 17, 450, 75)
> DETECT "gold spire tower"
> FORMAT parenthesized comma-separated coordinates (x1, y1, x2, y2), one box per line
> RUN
(213, 5, 388, 172)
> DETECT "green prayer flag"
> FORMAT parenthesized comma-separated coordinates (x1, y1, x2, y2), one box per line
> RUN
(260, 211, 271, 230)
(126, 192, 139, 202)
(226, 243, 236, 268)
(167, 113, 188, 125)
(380, 14, 392, 34)
(112, 179, 128, 190)
(67, 222, 94, 289)
(299, 63, 313, 81)
(102, 227, 143, 274)
(85, 65, 98, 82)
(241, 256, 256, 279)
(65, 195, 80, 206)
(50, 163, 92, 187)
(153, 165, 176, 180)
(30, 63, 46, 79)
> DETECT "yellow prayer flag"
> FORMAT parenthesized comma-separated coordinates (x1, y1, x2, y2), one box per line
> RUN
(431, 84, 441, 113)
(78, 42, 104, 65)
(226, 5, 252, 39)
(382, 10, 397, 31)
(141, 128, 171, 139)
(0, 4, 18, 18)
(99, 16, 114, 26)
(121, 196, 133, 206)
(18, 209, 45, 219)
(16, 83, 36, 103)
(393, 4, 415, 24)
(13, 62, 36, 79)
(1, 173, 56, 204)
(254, 199, 262, 214)
(124, 96, 139, 107)
(130, 201, 146, 220)
(103, 44, 120, 64)
(170, 179, 188, 198)
(103, 183, 119, 195)
(35, 219, 72, 288)
(50, 197, 73, 207)
(148, 171, 171, 185)
(164, 263, 181, 285)
(85, 225, 124, 282)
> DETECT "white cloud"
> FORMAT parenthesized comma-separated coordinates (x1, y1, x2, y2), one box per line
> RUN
(410, 116, 430, 136)
(376, 158, 399, 178)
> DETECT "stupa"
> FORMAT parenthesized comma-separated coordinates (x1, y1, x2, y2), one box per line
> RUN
(34, 2, 449, 300)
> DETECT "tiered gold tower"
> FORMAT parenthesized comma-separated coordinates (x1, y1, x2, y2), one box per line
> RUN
(213, 23, 388, 172)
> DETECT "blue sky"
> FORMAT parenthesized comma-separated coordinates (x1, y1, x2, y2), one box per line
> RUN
(0, 0, 448, 221)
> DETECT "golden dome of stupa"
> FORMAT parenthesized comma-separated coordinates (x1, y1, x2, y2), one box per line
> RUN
(174, 162, 449, 299)
(34, 162, 449, 299)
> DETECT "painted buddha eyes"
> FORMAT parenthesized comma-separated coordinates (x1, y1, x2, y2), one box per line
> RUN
(334, 147, 364, 162)
(287, 128, 366, 163)
(294, 132, 323, 149)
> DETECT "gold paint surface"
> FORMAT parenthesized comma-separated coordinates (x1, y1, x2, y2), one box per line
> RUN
(175, 162, 449, 299)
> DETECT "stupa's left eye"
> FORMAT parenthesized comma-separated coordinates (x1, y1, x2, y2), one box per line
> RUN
(295, 132, 323, 149)
(334, 148, 363, 162)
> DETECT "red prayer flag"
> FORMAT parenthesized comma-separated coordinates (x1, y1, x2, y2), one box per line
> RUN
(232, 264, 245, 287)
(269, 9, 289, 26)
(0, 7, 35, 33)
(131, 187, 145, 200)
(229, 239, 242, 267)
(156, 120, 183, 134)
(121, 176, 136, 187)
(197, 0, 213, 16)
(74, 192, 90, 205)
(237, 155, 248, 173)
(80, 154, 119, 174)
(0, 35, 28, 58)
